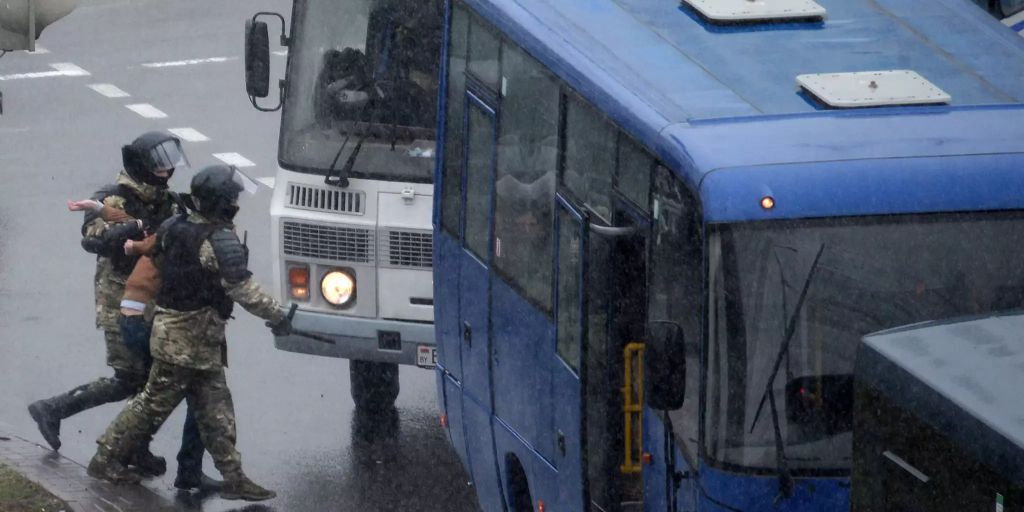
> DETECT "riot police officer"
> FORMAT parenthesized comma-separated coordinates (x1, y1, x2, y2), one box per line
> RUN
(27, 131, 191, 477)
(88, 165, 290, 501)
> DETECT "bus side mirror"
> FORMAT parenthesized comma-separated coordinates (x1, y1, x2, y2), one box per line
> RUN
(646, 321, 686, 411)
(245, 19, 271, 98)
(245, 12, 287, 112)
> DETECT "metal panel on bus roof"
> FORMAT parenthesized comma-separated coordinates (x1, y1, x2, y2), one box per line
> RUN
(494, 0, 1024, 123)
(682, 0, 825, 22)
(797, 70, 951, 108)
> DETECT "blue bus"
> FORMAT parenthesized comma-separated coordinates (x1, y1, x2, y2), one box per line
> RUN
(431, 0, 1024, 510)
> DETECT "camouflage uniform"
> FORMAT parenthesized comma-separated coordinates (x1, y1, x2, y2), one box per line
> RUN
(96, 212, 285, 481)
(88, 173, 178, 375)
(28, 172, 178, 454)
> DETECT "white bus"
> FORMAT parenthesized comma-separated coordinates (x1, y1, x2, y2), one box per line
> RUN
(244, 0, 442, 409)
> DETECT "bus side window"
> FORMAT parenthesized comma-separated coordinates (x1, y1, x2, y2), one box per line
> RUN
(650, 165, 702, 466)
(466, 14, 500, 91)
(493, 41, 559, 311)
(562, 96, 615, 222)
(441, 6, 469, 237)
(616, 134, 653, 212)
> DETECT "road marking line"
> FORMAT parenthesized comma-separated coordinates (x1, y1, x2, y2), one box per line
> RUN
(125, 103, 167, 119)
(213, 152, 256, 168)
(272, 50, 288, 56)
(257, 176, 276, 189)
(98, 497, 124, 512)
(0, 70, 63, 80)
(27, 46, 49, 54)
(88, 83, 130, 98)
(168, 127, 209, 142)
(142, 56, 235, 68)
(0, 62, 90, 81)
(49, 63, 90, 76)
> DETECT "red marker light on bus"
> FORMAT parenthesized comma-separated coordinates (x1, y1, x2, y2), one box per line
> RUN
(288, 265, 310, 300)
(761, 196, 775, 210)
(537, 500, 545, 512)
(642, 452, 653, 465)
(440, 414, 449, 428)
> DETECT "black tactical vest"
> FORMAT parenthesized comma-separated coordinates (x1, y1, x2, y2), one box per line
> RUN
(155, 216, 234, 319)
(89, 184, 177, 276)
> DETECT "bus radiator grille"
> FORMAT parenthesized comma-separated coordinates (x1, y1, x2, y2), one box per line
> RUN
(287, 183, 364, 215)
(282, 221, 374, 263)
(378, 229, 433, 269)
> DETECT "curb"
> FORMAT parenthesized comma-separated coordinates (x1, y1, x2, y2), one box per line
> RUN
(0, 431, 176, 512)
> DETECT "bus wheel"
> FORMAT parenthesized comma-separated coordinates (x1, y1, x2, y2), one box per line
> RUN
(349, 360, 400, 411)
(506, 455, 533, 512)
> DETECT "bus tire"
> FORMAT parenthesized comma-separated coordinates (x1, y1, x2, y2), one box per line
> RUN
(349, 360, 400, 410)
(506, 455, 533, 512)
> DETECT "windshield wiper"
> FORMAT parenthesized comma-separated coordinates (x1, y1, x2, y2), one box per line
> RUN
(324, 130, 355, 188)
(747, 243, 826, 502)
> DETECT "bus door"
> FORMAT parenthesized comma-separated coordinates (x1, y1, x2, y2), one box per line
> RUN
(553, 192, 650, 511)
(553, 194, 589, 510)
(457, 90, 503, 506)
(591, 197, 651, 511)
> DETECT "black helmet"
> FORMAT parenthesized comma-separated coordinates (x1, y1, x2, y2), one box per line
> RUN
(190, 165, 246, 222)
(122, 131, 189, 188)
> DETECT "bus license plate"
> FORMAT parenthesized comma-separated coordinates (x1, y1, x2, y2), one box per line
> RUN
(417, 345, 437, 368)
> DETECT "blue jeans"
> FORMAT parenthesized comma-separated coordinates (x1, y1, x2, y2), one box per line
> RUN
(120, 314, 206, 475)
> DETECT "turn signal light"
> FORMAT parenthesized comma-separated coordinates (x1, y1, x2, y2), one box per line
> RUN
(289, 266, 310, 300)
(537, 500, 545, 512)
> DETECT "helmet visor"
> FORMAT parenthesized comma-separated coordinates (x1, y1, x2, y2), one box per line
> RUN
(148, 140, 189, 172)
(230, 166, 260, 195)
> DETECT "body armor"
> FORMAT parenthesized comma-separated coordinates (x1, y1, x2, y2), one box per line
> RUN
(155, 216, 234, 319)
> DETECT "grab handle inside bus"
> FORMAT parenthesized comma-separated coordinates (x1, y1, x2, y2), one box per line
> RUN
(646, 320, 686, 411)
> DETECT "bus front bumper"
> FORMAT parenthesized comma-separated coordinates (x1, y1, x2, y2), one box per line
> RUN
(273, 307, 436, 367)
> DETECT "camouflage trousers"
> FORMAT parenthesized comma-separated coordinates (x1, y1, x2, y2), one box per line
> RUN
(97, 360, 242, 478)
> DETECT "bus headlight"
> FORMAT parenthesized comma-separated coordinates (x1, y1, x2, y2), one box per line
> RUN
(321, 270, 355, 307)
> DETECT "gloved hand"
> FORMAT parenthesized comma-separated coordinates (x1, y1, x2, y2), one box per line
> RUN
(267, 316, 292, 336)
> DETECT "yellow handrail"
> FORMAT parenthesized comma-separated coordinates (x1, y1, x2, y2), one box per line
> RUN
(621, 342, 645, 474)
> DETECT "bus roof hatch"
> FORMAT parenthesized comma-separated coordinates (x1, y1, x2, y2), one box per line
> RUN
(680, 0, 826, 23)
(796, 70, 952, 108)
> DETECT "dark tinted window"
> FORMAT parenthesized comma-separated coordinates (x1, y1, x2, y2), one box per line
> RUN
(556, 206, 583, 372)
(563, 97, 616, 222)
(467, 15, 500, 90)
(464, 105, 494, 258)
(441, 6, 468, 236)
(616, 135, 653, 212)
(493, 42, 559, 311)
(650, 166, 703, 466)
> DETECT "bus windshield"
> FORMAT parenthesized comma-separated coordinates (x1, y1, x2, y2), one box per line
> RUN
(705, 212, 1024, 474)
(279, 0, 443, 182)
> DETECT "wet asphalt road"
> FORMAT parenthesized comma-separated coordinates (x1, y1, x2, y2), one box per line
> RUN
(0, 1, 480, 510)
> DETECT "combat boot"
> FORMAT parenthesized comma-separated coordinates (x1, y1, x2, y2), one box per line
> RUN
(26, 400, 61, 451)
(87, 448, 143, 485)
(220, 473, 276, 501)
(174, 471, 224, 491)
(28, 378, 136, 451)
(126, 446, 166, 477)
